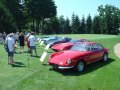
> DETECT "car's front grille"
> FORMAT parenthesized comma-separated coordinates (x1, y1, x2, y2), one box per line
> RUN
(49, 63, 59, 68)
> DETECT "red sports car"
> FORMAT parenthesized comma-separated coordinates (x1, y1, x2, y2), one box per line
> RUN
(48, 42, 109, 72)
(51, 39, 90, 52)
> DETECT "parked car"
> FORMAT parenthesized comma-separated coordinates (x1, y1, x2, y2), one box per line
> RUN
(48, 42, 109, 72)
(40, 36, 50, 41)
(51, 39, 90, 52)
(48, 37, 71, 47)
(44, 36, 59, 45)
(44, 36, 59, 43)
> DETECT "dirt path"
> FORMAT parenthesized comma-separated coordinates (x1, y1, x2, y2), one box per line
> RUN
(114, 43, 120, 59)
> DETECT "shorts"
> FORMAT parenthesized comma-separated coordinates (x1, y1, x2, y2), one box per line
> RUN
(30, 46, 36, 50)
(8, 51, 14, 56)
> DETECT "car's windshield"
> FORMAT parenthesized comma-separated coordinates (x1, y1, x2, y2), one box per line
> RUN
(57, 37, 64, 41)
(70, 43, 90, 51)
(69, 39, 77, 43)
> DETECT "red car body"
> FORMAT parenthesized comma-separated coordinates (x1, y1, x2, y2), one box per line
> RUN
(51, 39, 90, 52)
(48, 42, 109, 72)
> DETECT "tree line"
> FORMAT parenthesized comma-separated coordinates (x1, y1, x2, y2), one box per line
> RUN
(45, 5, 120, 35)
(0, 0, 120, 35)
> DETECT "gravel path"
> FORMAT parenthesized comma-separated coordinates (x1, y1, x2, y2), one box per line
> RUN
(114, 43, 120, 59)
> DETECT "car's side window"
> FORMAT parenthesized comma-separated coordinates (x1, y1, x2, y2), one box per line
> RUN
(91, 44, 99, 51)
(97, 44, 104, 50)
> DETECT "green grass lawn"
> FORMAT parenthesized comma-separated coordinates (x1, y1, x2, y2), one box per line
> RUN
(0, 34, 120, 90)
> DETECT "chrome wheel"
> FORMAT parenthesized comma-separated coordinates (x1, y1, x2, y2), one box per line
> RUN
(77, 62, 84, 72)
(103, 54, 108, 62)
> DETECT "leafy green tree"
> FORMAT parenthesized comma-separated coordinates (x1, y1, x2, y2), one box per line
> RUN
(50, 17, 60, 34)
(25, 0, 57, 34)
(97, 5, 106, 34)
(4, 0, 25, 31)
(43, 17, 60, 34)
(92, 16, 101, 34)
(0, 0, 17, 33)
(98, 5, 120, 34)
(58, 16, 66, 34)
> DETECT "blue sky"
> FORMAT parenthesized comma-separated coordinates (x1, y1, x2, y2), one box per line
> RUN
(54, 0, 120, 19)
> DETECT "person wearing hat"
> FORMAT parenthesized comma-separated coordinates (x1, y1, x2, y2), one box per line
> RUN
(5, 33, 15, 64)
(28, 32, 38, 56)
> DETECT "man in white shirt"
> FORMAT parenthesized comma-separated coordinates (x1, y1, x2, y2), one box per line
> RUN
(28, 32, 38, 56)
(5, 33, 15, 64)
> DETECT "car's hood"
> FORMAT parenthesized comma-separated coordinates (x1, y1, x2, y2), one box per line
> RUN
(52, 43, 73, 49)
(49, 50, 88, 64)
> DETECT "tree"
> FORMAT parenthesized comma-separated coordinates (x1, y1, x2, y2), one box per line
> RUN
(4, 0, 26, 31)
(25, 0, 57, 34)
(81, 15, 86, 34)
(97, 5, 120, 34)
(43, 17, 60, 34)
(0, 0, 17, 33)
(86, 14, 92, 34)
(58, 16, 66, 34)
(92, 16, 101, 34)
(71, 13, 80, 34)
(64, 18, 71, 34)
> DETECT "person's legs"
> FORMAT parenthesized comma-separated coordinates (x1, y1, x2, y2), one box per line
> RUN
(8, 52, 14, 64)
(10, 56, 14, 63)
(34, 46, 38, 56)
(21, 46, 24, 53)
(8, 56, 11, 64)
(20, 46, 22, 53)
(30, 46, 33, 56)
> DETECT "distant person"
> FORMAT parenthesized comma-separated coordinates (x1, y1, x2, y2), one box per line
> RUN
(3, 32, 7, 43)
(25, 32, 31, 53)
(5, 33, 15, 64)
(0, 33, 3, 44)
(28, 32, 38, 56)
(14, 32, 19, 44)
(19, 32, 25, 53)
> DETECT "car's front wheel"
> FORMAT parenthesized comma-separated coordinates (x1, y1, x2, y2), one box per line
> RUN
(103, 53, 108, 62)
(76, 61, 85, 72)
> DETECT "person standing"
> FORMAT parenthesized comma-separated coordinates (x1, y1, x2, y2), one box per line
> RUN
(5, 33, 15, 64)
(25, 32, 31, 53)
(3, 32, 7, 43)
(19, 32, 25, 53)
(28, 32, 38, 56)
(0, 33, 3, 44)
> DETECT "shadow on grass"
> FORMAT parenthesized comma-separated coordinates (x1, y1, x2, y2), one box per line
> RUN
(11, 62, 26, 67)
(30, 55, 40, 58)
(50, 58, 115, 76)
(14, 52, 22, 54)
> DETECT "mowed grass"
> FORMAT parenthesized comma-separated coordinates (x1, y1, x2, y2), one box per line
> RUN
(0, 34, 120, 90)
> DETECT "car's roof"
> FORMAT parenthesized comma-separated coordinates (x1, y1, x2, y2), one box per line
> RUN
(76, 41, 97, 44)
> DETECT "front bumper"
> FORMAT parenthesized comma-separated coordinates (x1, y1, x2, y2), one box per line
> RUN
(49, 63, 74, 69)
(58, 66, 74, 69)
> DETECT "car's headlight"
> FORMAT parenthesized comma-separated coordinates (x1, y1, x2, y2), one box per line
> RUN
(61, 47, 63, 50)
(66, 59, 71, 64)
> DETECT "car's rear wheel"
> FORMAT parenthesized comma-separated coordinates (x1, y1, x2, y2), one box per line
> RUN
(103, 53, 108, 62)
(76, 61, 85, 72)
